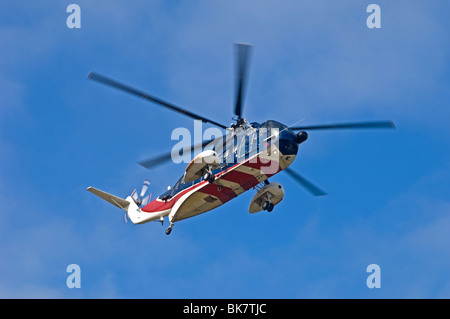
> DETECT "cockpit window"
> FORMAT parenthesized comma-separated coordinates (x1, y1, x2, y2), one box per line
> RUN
(262, 120, 287, 130)
(260, 120, 294, 134)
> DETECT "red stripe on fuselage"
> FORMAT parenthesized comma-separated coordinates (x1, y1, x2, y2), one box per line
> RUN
(219, 170, 259, 191)
(141, 180, 206, 213)
(141, 153, 284, 214)
(141, 160, 244, 213)
(198, 183, 237, 204)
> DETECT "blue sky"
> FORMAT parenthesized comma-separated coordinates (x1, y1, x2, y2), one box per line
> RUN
(0, 0, 449, 298)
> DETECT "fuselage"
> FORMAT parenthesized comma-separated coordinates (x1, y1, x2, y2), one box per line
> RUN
(139, 120, 302, 223)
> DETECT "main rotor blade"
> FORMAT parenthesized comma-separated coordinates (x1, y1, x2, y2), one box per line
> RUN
(284, 167, 327, 196)
(234, 44, 252, 119)
(138, 136, 224, 170)
(88, 72, 227, 129)
(138, 152, 174, 170)
(290, 120, 395, 131)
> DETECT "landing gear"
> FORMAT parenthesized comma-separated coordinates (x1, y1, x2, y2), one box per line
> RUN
(165, 222, 174, 235)
(262, 200, 269, 211)
(204, 171, 215, 184)
(262, 200, 274, 212)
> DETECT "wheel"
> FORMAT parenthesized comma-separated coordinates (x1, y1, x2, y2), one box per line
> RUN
(267, 203, 274, 212)
(262, 200, 270, 211)
(165, 226, 172, 235)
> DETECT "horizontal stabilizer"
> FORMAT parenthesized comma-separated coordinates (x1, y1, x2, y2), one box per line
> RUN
(87, 186, 130, 210)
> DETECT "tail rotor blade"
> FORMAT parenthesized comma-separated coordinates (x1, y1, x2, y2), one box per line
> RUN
(141, 192, 152, 207)
(140, 180, 150, 197)
(131, 188, 138, 201)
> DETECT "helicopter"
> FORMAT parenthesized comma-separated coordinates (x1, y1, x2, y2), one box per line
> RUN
(87, 43, 395, 235)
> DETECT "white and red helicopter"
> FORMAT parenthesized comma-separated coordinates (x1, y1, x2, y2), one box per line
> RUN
(87, 44, 395, 235)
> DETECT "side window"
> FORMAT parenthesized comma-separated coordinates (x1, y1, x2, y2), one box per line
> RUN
(259, 123, 270, 151)
(171, 178, 182, 196)
(237, 134, 246, 160)
(248, 129, 258, 155)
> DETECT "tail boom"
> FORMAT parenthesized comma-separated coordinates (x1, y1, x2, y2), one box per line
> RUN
(87, 186, 167, 224)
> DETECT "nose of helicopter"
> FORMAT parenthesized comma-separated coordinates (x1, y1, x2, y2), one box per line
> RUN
(278, 130, 307, 156)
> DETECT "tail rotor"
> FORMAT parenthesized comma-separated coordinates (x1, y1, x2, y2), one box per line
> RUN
(132, 179, 151, 207)
(124, 180, 151, 224)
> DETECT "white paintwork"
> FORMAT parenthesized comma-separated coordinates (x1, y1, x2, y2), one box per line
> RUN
(169, 180, 211, 223)
(127, 202, 171, 225)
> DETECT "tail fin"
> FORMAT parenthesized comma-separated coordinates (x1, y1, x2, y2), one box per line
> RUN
(87, 186, 144, 224)
(87, 186, 130, 210)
